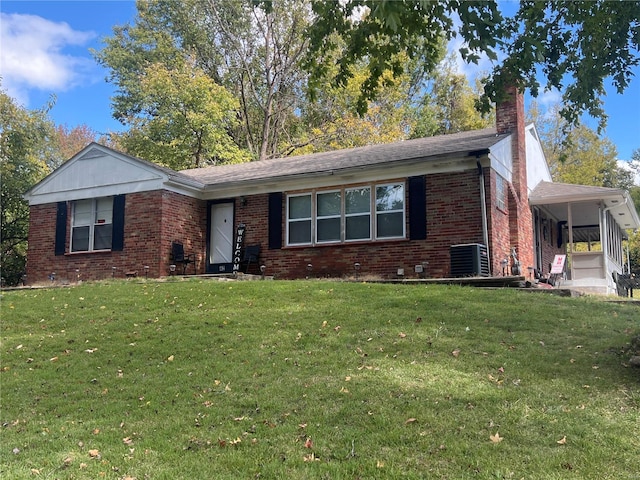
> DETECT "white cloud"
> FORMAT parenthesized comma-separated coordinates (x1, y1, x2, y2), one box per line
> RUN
(0, 13, 97, 105)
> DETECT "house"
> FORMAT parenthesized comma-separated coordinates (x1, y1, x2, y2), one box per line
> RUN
(23, 87, 639, 294)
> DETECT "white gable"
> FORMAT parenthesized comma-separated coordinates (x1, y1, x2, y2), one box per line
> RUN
(25, 144, 172, 205)
(525, 124, 552, 192)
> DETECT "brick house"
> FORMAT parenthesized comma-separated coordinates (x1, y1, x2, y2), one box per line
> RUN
(23, 88, 639, 294)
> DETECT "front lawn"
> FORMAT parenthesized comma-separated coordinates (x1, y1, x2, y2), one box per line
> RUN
(1, 280, 638, 479)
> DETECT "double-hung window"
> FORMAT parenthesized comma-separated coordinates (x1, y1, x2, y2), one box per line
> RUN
(287, 194, 312, 245)
(286, 182, 405, 246)
(345, 187, 371, 241)
(316, 191, 341, 243)
(376, 184, 405, 238)
(71, 197, 114, 252)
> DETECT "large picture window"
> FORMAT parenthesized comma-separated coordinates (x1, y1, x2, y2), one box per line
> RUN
(286, 183, 404, 246)
(71, 197, 114, 252)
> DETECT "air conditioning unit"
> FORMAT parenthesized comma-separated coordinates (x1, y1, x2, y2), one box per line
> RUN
(450, 243, 490, 277)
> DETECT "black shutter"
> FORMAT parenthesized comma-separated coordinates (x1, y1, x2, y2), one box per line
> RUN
(54, 201, 67, 256)
(408, 176, 427, 240)
(268, 192, 283, 250)
(111, 195, 126, 251)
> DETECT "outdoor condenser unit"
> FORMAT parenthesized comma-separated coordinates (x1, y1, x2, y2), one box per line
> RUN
(450, 243, 490, 277)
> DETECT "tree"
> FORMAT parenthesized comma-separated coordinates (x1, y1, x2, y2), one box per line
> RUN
(305, 1, 640, 129)
(95, 0, 311, 161)
(54, 124, 99, 166)
(410, 55, 494, 138)
(113, 62, 250, 169)
(627, 148, 640, 273)
(0, 90, 55, 286)
(528, 102, 634, 190)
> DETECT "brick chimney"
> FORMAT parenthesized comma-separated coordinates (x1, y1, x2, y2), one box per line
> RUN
(495, 85, 534, 276)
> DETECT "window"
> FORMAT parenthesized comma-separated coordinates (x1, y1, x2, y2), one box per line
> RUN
(496, 174, 506, 211)
(376, 183, 405, 238)
(345, 187, 371, 241)
(285, 183, 405, 246)
(287, 194, 312, 245)
(316, 191, 341, 243)
(71, 197, 114, 252)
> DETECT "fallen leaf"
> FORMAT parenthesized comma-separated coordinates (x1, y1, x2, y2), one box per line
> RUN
(31, 469, 40, 475)
(334, 325, 341, 332)
(398, 332, 407, 338)
(123, 437, 134, 446)
(304, 437, 313, 449)
(557, 436, 567, 445)
(498, 367, 505, 373)
(167, 355, 174, 362)
(452, 349, 460, 358)
(405, 418, 417, 425)
(303, 452, 319, 462)
(88, 449, 101, 458)
(50, 356, 59, 362)
(490, 432, 503, 443)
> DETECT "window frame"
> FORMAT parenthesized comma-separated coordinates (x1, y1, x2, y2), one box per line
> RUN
(286, 193, 313, 246)
(375, 183, 406, 239)
(70, 197, 114, 253)
(496, 174, 506, 211)
(285, 182, 405, 247)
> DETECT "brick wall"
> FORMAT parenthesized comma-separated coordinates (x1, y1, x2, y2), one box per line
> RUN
(234, 170, 487, 279)
(25, 190, 206, 284)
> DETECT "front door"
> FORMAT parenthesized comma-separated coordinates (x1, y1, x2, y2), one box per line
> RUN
(209, 202, 234, 273)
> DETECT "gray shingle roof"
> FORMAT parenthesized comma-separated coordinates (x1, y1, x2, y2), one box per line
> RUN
(179, 128, 507, 187)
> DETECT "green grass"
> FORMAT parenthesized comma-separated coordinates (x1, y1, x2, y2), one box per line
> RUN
(1, 279, 639, 479)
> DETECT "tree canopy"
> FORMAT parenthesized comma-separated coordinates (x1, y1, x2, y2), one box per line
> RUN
(1, 90, 56, 285)
(305, 0, 640, 129)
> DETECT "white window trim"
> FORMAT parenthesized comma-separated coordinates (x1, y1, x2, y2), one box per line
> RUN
(285, 182, 405, 247)
(70, 197, 113, 253)
(375, 182, 406, 240)
(286, 193, 313, 246)
(316, 189, 342, 244)
(345, 186, 372, 242)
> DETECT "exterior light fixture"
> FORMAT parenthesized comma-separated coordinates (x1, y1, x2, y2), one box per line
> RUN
(112, 266, 117, 278)
(49, 272, 56, 283)
(169, 264, 176, 275)
(144, 265, 150, 278)
(75, 269, 80, 282)
(306, 263, 313, 279)
(260, 264, 266, 280)
(501, 258, 508, 276)
(354, 262, 361, 280)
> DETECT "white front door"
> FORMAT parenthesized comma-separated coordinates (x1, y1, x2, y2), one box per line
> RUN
(209, 203, 234, 268)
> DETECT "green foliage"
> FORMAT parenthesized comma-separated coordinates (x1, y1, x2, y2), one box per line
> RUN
(95, 0, 310, 161)
(2, 281, 639, 478)
(411, 55, 494, 138)
(0, 90, 56, 286)
(528, 102, 634, 190)
(306, 1, 640, 129)
(114, 62, 250, 169)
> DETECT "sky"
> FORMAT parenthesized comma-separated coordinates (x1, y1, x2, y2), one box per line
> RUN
(1, 0, 640, 164)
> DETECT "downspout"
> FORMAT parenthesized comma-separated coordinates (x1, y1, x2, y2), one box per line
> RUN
(477, 160, 490, 270)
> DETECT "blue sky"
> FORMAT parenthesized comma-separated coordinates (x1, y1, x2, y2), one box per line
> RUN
(1, 0, 639, 162)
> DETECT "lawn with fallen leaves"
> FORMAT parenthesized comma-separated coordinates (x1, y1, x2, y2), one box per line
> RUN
(1, 280, 639, 479)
